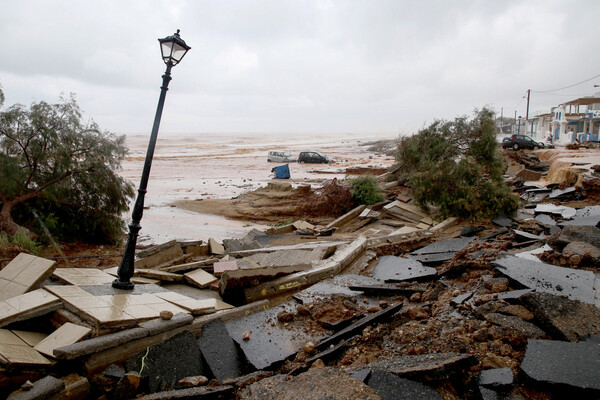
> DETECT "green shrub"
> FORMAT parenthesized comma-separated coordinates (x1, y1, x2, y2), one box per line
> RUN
(0, 229, 40, 255)
(349, 176, 385, 205)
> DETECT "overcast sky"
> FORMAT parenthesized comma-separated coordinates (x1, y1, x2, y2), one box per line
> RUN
(1, 1, 599, 137)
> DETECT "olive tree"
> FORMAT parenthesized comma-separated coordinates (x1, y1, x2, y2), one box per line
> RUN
(0, 88, 134, 242)
(394, 108, 518, 220)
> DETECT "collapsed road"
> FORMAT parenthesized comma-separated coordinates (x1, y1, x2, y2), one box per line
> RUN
(1, 148, 600, 399)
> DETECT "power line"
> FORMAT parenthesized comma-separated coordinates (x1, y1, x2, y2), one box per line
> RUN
(532, 73, 600, 94)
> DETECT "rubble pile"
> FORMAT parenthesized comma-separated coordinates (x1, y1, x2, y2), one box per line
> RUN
(1, 149, 599, 399)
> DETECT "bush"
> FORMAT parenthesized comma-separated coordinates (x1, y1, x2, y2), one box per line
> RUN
(393, 108, 519, 220)
(349, 176, 385, 205)
(0, 229, 40, 255)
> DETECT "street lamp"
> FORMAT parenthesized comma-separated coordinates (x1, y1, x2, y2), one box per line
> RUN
(112, 30, 191, 290)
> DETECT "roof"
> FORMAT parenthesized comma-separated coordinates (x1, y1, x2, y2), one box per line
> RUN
(562, 97, 600, 106)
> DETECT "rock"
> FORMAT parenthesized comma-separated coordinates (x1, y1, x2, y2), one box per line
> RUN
(239, 367, 381, 399)
(484, 313, 546, 343)
(368, 353, 477, 381)
(159, 310, 173, 320)
(498, 305, 534, 321)
(404, 305, 429, 320)
(277, 311, 294, 323)
(114, 372, 141, 400)
(242, 332, 250, 341)
(304, 342, 315, 355)
(366, 370, 443, 399)
(520, 292, 600, 342)
(367, 306, 382, 313)
(484, 278, 509, 293)
(563, 241, 600, 263)
(548, 225, 600, 250)
(177, 375, 209, 387)
(520, 338, 600, 396)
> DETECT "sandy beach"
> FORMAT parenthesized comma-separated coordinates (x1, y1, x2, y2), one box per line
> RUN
(120, 132, 397, 244)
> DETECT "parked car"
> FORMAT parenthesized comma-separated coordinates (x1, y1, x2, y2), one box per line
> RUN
(297, 151, 333, 164)
(267, 150, 295, 162)
(501, 134, 545, 150)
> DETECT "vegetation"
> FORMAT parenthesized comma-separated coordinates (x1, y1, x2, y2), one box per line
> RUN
(0, 87, 135, 243)
(394, 108, 518, 220)
(0, 229, 40, 256)
(349, 176, 385, 205)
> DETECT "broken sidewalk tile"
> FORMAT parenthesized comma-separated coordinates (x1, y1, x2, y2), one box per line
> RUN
(390, 226, 422, 235)
(34, 322, 91, 358)
(226, 301, 330, 370)
(315, 302, 403, 352)
(412, 252, 455, 265)
(155, 292, 216, 315)
(512, 229, 545, 242)
(411, 236, 475, 255)
(0, 253, 56, 301)
(372, 256, 437, 283)
(492, 255, 597, 305)
(349, 283, 426, 297)
(549, 186, 577, 199)
(10, 330, 47, 347)
(212, 260, 239, 276)
(534, 203, 576, 219)
(548, 225, 600, 249)
(368, 352, 477, 381)
(6, 375, 65, 400)
(514, 244, 552, 262)
(520, 338, 600, 395)
(366, 370, 443, 400)
(0, 329, 53, 367)
(325, 204, 366, 229)
(351, 368, 372, 383)
(479, 367, 514, 389)
(519, 292, 600, 342)
(209, 237, 225, 255)
(534, 214, 556, 226)
(292, 274, 379, 305)
(197, 319, 253, 381)
(52, 268, 116, 285)
(0, 289, 62, 328)
(124, 330, 209, 394)
(183, 268, 217, 288)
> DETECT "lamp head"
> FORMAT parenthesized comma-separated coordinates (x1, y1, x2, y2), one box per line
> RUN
(158, 29, 191, 66)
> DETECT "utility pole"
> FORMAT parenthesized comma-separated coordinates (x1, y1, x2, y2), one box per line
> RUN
(526, 89, 531, 135)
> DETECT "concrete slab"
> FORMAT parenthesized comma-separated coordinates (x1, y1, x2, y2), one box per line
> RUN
(135, 242, 183, 269)
(213, 260, 238, 276)
(183, 268, 218, 288)
(367, 370, 443, 400)
(135, 269, 184, 282)
(34, 322, 91, 358)
(412, 252, 455, 265)
(209, 238, 225, 255)
(512, 229, 544, 242)
(10, 330, 47, 347)
(411, 236, 475, 255)
(483, 313, 546, 339)
(492, 255, 597, 304)
(521, 338, 600, 395)
(0, 289, 62, 328)
(0, 253, 56, 301)
(52, 268, 115, 285)
(515, 244, 552, 262)
(492, 217, 512, 227)
(225, 301, 329, 370)
(292, 274, 378, 305)
(124, 330, 208, 393)
(155, 292, 216, 315)
(0, 329, 53, 367)
(372, 256, 437, 283)
(197, 319, 251, 381)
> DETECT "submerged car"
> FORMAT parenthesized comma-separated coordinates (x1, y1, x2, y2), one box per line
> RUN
(267, 150, 295, 162)
(297, 151, 333, 164)
(501, 134, 545, 150)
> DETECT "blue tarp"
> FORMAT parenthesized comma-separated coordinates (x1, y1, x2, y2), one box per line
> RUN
(273, 164, 290, 179)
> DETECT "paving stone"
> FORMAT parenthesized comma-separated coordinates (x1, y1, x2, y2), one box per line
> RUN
(492, 255, 597, 304)
(548, 225, 600, 250)
(52, 268, 116, 285)
(225, 301, 329, 370)
(213, 260, 238, 276)
(197, 319, 252, 381)
(351, 368, 371, 382)
(239, 367, 380, 400)
(0, 253, 56, 301)
(209, 238, 225, 255)
(520, 338, 600, 395)
(411, 237, 475, 255)
(368, 352, 477, 381)
(479, 367, 514, 389)
(520, 292, 600, 342)
(34, 322, 91, 358)
(534, 213, 556, 226)
(124, 330, 208, 394)
(372, 256, 437, 283)
(78, 283, 168, 296)
(10, 330, 47, 347)
(478, 386, 515, 400)
(0, 289, 62, 328)
(492, 217, 513, 227)
(0, 329, 53, 367)
(411, 252, 455, 265)
(367, 370, 443, 400)
(7, 375, 64, 400)
(184, 268, 218, 288)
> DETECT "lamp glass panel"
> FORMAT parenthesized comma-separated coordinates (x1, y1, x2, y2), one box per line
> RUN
(171, 43, 187, 63)
(161, 42, 174, 61)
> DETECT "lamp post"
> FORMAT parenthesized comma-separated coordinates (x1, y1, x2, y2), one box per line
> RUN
(112, 30, 190, 290)
(517, 115, 522, 134)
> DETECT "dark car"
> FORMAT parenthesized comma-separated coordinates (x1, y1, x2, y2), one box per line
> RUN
(501, 134, 545, 150)
(297, 151, 333, 164)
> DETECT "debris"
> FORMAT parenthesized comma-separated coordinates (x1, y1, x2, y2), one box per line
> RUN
(371, 256, 437, 283)
(492, 255, 597, 304)
(6, 375, 64, 400)
(520, 338, 600, 396)
(0, 253, 56, 301)
(479, 367, 513, 390)
(33, 322, 91, 358)
(183, 268, 218, 288)
(0, 289, 62, 328)
(368, 352, 477, 381)
(367, 370, 443, 400)
(208, 238, 225, 256)
(411, 236, 475, 255)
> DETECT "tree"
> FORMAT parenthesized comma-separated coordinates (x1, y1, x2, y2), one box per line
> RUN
(394, 108, 518, 220)
(0, 88, 134, 243)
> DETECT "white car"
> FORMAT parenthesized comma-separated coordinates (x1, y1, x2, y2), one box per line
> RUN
(267, 151, 295, 162)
